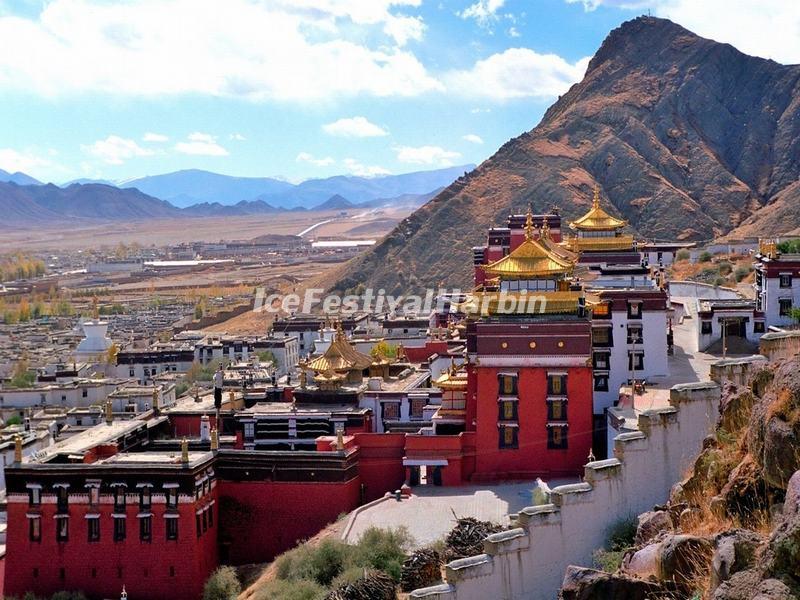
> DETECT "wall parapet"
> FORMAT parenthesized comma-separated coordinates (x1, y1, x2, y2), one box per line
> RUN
(411, 380, 722, 600)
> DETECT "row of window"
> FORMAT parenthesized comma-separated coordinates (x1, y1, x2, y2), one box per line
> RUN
(498, 424, 568, 450)
(31, 565, 179, 581)
(32, 486, 181, 512)
(497, 399, 567, 421)
(592, 325, 644, 347)
(29, 514, 179, 543)
(498, 373, 567, 396)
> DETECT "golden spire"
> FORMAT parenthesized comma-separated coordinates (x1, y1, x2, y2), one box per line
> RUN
(541, 217, 551, 241)
(14, 434, 22, 464)
(524, 205, 534, 241)
(210, 428, 219, 451)
(592, 186, 601, 209)
(181, 437, 189, 463)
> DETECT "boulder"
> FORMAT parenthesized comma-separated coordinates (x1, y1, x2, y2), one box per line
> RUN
(763, 504, 800, 579)
(720, 454, 769, 520)
(713, 569, 763, 600)
(719, 382, 756, 433)
(710, 529, 764, 591)
(782, 470, 800, 519)
(657, 534, 713, 589)
(622, 542, 660, 579)
(751, 578, 800, 600)
(559, 565, 667, 600)
(635, 510, 672, 545)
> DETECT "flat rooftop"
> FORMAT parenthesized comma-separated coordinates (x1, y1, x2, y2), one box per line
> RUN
(98, 450, 213, 467)
(34, 419, 145, 461)
(242, 402, 369, 417)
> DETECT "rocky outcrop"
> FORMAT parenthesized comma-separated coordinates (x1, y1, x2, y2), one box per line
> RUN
(559, 566, 668, 600)
(336, 16, 800, 293)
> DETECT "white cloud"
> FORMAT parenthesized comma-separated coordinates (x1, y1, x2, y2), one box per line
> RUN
(507, 26, 520, 38)
(143, 132, 169, 142)
(459, 0, 506, 27)
(83, 135, 154, 165)
(229, 133, 246, 141)
(566, 0, 800, 65)
(394, 145, 461, 166)
(462, 134, 484, 144)
(343, 158, 391, 177)
(446, 48, 590, 100)
(296, 152, 335, 167)
(0, 148, 52, 174)
(0, 0, 440, 101)
(322, 116, 389, 138)
(174, 132, 228, 156)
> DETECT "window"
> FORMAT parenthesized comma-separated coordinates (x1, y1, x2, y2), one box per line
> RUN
(208, 507, 213, 528)
(547, 374, 567, 396)
(56, 486, 69, 513)
(626, 325, 643, 344)
(547, 425, 568, 449)
(166, 518, 179, 541)
(244, 422, 255, 441)
(56, 517, 69, 542)
(382, 402, 399, 420)
(113, 486, 126, 512)
(140, 516, 152, 542)
(498, 400, 518, 421)
(593, 352, 610, 370)
(139, 487, 151, 510)
(166, 488, 178, 510)
(592, 327, 613, 347)
(498, 373, 518, 396)
(754, 321, 765, 333)
(410, 398, 426, 419)
(88, 486, 100, 507)
(594, 375, 609, 392)
(628, 352, 644, 371)
(701, 321, 712, 334)
(28, 486, 41, 506)
(114, 517, 126, 542)
(202, 510, 208, 533)
(170, 566, 176, 578)
(780, 274, 792, 288)
(196, 515, 202, 538)
(88, 517, 100, 542)
(29, 516, 41, 542)
(498, 425, 518, 449)
(779, 298, 792, 316)
(547, 399, 567, 421)
(82, 389, 88, 398)
(130, 368, 135, 377)
(627, 301, 642, 319)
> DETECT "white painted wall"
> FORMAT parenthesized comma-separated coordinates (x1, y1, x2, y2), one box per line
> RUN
(410, 381, 721, 600)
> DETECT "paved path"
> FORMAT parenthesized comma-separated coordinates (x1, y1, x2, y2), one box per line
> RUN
(343, 480, 573, 548)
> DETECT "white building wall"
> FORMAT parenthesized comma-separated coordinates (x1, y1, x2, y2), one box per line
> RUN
(410, 381, 721, 600)
(760, 276, 800, 328)
(696, 309, 763, 351)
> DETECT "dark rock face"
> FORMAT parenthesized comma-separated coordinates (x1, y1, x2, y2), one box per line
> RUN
(711, 529, 764, 591)
(336, 16, 800, 293)
(657, 534, 713, 590)
(559, 565, 667, 600)
(635, 510, 673, 545)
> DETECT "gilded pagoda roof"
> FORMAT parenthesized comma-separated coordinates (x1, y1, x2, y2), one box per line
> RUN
(569, 188, 627, 231)
(307, 326, 372, 373)
(433, 360, 468, 390)
(483, 210, 574, 279)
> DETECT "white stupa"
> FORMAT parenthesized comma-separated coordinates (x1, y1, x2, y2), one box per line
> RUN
(74, 318, 114, 361)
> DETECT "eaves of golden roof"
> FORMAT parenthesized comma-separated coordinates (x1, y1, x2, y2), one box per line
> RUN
(569, 187, 627, 231)
(307, 327, 372, 373)
(483, 210, 575, 279)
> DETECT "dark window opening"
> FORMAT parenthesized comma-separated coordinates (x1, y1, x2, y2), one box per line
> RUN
(547, 425, 568, 449)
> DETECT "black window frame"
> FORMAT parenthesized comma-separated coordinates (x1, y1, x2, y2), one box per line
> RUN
(779, 298, 792, 316)
(754, 321, 765, 333)
(701, 320, 712, 334)
(592, 327, 613, 347)
(88, 517, 100, 542)
(780, 274, 793, 288)
(497, 373, 518, 396)
(592, 352, 610, 370)
(498, 399, 518, 421)
(56, 486, 69, 513)
(547, 425, 569, 450)
(547, 399, 568, 421)
(166, 518, 179, 541)
(55, 517, 69, 542)
(28, 487, 41, 507)
(626, 325, 643, 344)
(166, 488, 178, 510)
(113, 486, 127, 513)
(498, 425, 518, 449)
(627, 301, 642, 319)
(547, 374, 567, 396)
(140, 515, 152, 542)
(628, 352, 645, 371)
(113, 517, 126, 542)
(594, 375, 609, 392)
(139, 487, 152, 511)
(29, 516, 41, 542)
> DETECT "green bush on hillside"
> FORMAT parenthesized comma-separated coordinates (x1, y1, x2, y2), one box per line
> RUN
(203, 566, 241, 600)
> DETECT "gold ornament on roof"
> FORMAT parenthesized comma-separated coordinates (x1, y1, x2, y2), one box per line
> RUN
(568, 186, 627, 231)
(524, 205, 535, 241)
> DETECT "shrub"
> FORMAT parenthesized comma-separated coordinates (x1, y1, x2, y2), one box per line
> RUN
(699, 251, 713, 263)
(276, 538, 347, 586)
(253, 579, 326, 600)
(592, 548, 625, 572)
(718, 261, 733, 276)
(591, 517, 637, 573)
(734, 266, 751, 282)
(203, 566, 242, 600)
(349, 526, 411, 581)
(676, 249, 690, 261)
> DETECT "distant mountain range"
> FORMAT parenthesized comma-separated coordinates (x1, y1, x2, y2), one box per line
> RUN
(0, 166, 466, 227)
(55, 165, 473, 210)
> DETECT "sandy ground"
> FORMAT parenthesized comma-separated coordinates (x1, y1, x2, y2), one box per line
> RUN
(0, 206, 412, 252)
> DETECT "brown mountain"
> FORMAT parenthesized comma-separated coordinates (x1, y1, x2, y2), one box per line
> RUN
(0, 182, 179, 228)
(334, 16, 800, 294)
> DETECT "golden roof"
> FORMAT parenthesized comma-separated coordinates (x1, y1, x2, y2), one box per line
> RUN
(483, 209, 574, 279)
(307, 325, 372, 373)
(569, 187, 627, 231)
(433, 359, 468, 390)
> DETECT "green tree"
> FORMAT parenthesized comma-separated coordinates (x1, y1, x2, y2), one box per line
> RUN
(202, 566, 241, 600)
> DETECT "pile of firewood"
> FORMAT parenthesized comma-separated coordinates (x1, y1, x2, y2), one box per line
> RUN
(444, 517, 504, 562)
(325, 569, 396, 600)
(400, 548, 442, 591)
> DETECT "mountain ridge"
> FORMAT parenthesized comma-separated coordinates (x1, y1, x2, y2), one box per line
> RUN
(334, 16, 800, 294)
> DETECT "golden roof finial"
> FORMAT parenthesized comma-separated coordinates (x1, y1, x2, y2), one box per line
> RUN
(524, 205, 534, 241)
(541, 217, 551, 241)
(592, 186, 601, 209)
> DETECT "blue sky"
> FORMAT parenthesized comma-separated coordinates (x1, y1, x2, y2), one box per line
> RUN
(0, 0, 798, 184)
